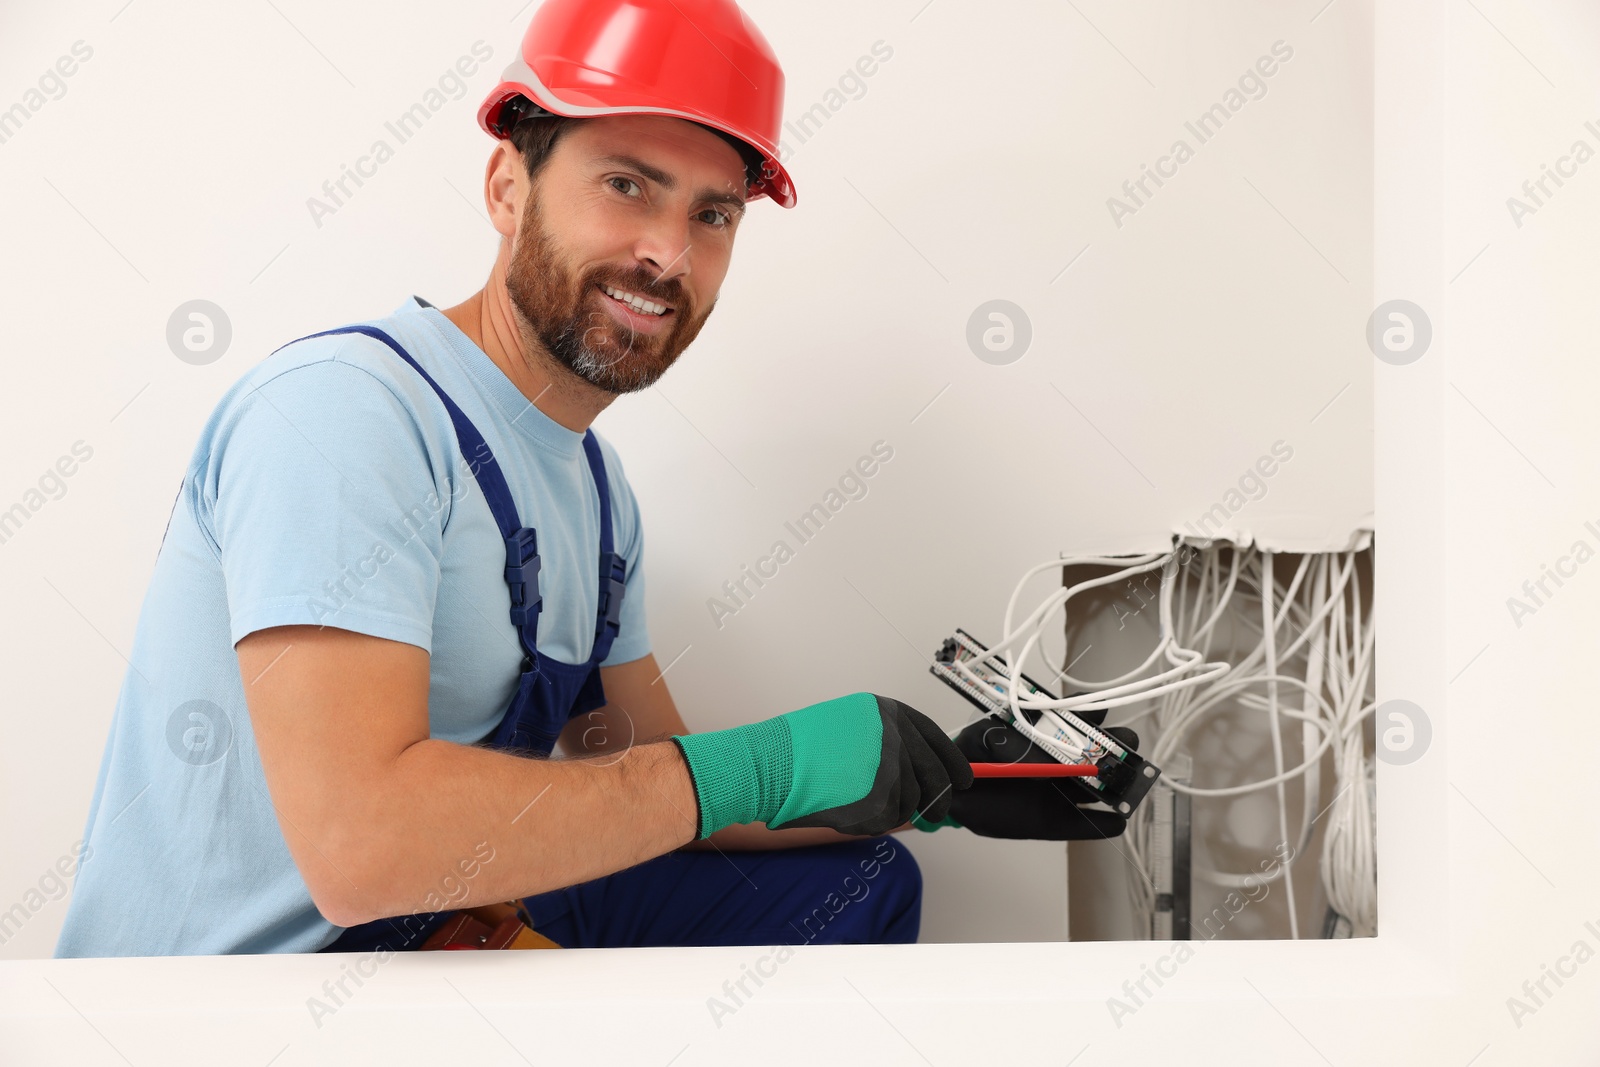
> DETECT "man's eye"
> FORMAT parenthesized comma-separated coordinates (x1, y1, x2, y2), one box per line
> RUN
(697, 208, 731, 227)
(609, 177, 642, 198)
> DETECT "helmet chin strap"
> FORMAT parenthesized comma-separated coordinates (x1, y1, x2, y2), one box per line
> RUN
(489, 94, 559, 137)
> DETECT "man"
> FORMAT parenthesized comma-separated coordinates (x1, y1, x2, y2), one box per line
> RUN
(57, 0, 1131, 957)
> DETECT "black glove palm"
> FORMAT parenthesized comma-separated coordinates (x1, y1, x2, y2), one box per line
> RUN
(946, 713, 1140, 841)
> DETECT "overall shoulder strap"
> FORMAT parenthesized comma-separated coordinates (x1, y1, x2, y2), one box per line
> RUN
(284, 325, 522, 535)
(580, 431, 626, 665)
(279, 324, 543, 670)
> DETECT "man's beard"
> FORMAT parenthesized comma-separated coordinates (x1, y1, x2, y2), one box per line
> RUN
(504, 194, 713, 395)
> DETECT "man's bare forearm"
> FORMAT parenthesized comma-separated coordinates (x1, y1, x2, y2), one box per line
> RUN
(313, 739, 697, 925)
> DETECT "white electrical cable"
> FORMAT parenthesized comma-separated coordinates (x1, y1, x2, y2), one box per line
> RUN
(981, 541, 1376, 940)
(1260, 552, 1299, 939)
(976, 552, 1233, 724)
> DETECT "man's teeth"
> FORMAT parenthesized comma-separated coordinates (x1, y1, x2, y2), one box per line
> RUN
(602, 284, 669, 316)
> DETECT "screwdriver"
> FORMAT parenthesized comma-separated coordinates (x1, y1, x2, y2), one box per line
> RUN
(969, 762, 1098, 778)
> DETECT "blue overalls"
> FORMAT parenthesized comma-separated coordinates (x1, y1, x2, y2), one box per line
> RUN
(290, 324, 624, 954)
(299, 320, 921, 952)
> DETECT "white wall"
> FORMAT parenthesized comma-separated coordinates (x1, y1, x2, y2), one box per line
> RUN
(3, 0, 1600, 1063)
(2, 0, 1372, 960)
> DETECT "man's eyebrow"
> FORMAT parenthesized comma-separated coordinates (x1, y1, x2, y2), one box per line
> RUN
(594, 153, 747, 213)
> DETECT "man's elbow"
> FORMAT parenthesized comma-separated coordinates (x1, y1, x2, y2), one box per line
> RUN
(292, 812, 414, 929)
(307, 884, 374, 930)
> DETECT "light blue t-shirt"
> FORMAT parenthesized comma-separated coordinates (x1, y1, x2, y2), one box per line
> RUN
(55, 296, 650, 957)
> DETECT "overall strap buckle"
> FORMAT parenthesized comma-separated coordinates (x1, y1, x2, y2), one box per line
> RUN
(505, 528, 542, 630)
(596, 550, 626, 637)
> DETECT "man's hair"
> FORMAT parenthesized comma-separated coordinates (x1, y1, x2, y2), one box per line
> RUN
(506, 110, 581, 186)
(504, 99, 765, 195)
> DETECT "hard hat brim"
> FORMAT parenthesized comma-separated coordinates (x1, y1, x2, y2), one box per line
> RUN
(477, 55, 796, 209)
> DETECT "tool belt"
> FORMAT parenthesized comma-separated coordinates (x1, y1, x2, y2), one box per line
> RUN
(419, 902, 561, 951)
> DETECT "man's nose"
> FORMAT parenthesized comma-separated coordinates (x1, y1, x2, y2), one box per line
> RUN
(634, 214, 693, 292)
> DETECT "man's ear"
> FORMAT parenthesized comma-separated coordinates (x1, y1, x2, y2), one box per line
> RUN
(485, 139, 525, 240)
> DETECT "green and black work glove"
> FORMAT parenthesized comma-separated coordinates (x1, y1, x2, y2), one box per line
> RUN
(670, 693, 973, 839)
(913, 712, 1139, 841)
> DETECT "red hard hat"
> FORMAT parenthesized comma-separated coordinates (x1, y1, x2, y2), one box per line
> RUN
(478, 0, 796, 208)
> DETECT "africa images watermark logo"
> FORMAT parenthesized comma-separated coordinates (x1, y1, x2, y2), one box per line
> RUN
(165, 700, 233, 766)
(1106, 40, 1295, 228)
(1505, 916, 1600, 1029)
(704, 838, 903, 1028)
(0, 841, 92, 947)
(304, 840, 497, 1028)
(305, 41, 494, 229)
(770, 41, 894, 165)
(1180, 440, 1294, 540)
(1503, 518, 1600, 629)
(0, 440, 94, 548)
(1504, 118, 1600, 229)
(305, 439, 492, 623)
(1107, 841, 1295, 1028)
(0, 40, 94, 149)
(706, 441, 895, 630)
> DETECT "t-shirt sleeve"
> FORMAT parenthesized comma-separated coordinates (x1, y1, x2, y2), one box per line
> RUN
(598, 442, 651, 668)
(200, 357, 453, 652)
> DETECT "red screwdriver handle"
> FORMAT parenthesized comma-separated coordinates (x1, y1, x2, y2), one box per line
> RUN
(969, 762, 1098, 778)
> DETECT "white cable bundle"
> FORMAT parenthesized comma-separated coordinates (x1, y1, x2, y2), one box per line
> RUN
(975, 541, 1376, 939)
(1316, 552, 1378, 936)
(951, 553, 1231, 766)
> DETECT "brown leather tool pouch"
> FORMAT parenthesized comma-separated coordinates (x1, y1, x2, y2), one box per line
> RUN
(419, 902, 560, 951)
